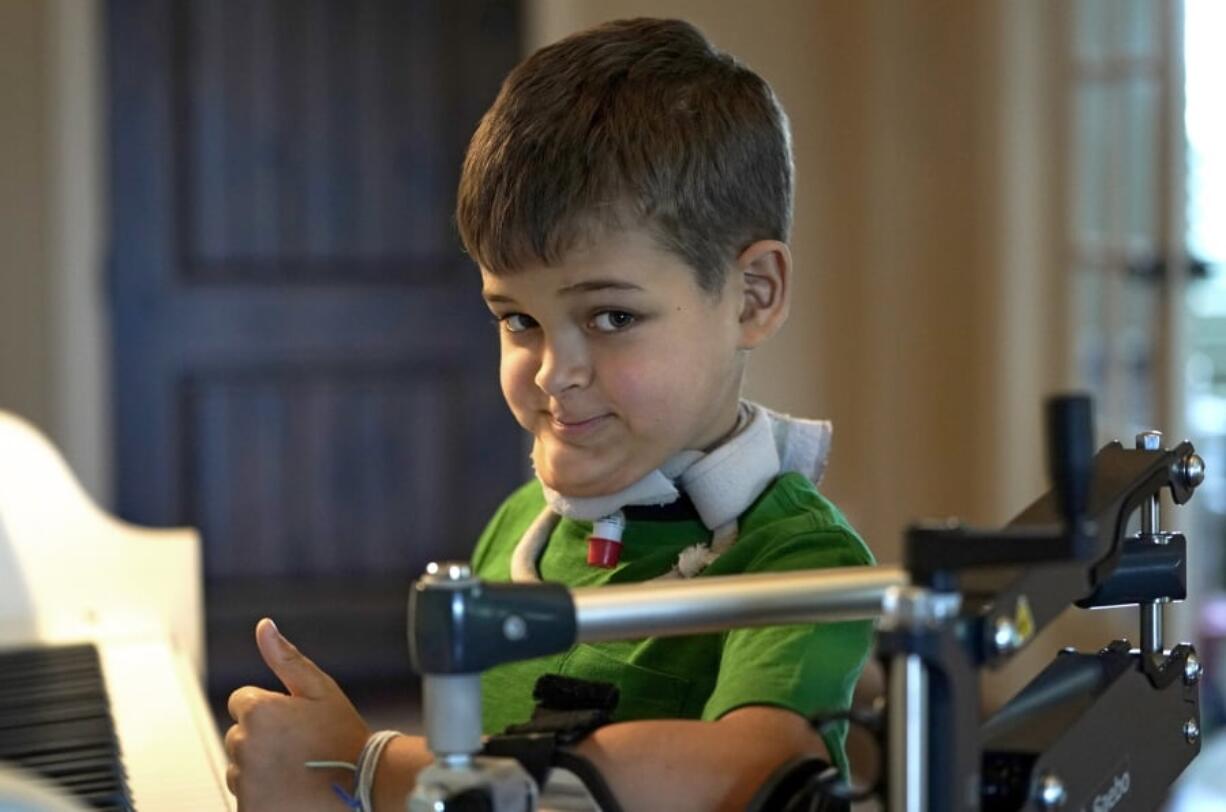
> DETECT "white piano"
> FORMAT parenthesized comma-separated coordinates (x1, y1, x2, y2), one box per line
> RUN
(0, 410, 235, 811)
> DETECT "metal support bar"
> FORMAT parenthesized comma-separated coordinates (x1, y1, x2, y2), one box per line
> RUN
(572, 566, 908, 642)
(1141, 601, 1164, 655)
(422, 674, 482, 761)
(1137, 432, 1165, 654)
(889, 654, 928, 812)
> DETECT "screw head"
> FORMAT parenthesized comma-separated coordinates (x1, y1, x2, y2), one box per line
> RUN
(1176, 454, 1206, 489)
(1136, 431, 1163, 451)
(994, 617, 1021, 654)
(1185, 654, 1203, 685)
(1184, 719, 1201, 743)
(503, 614, 527, 641)
(1035, 772, 1067, 808)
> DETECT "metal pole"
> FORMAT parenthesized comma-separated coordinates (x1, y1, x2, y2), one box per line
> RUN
(415, 562, 484, 763)
(572, 566, 908, 642)
(1137, 431, 1164, 654)
(421, 674, 482, 765)
(888, 653, 928, 812)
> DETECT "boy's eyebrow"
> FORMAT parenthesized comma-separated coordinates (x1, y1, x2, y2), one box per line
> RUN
(482, 279, 645, 304)
(557, 280, 645, 295)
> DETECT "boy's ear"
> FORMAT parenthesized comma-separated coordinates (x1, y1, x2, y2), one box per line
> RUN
(735, 239, 791, 349)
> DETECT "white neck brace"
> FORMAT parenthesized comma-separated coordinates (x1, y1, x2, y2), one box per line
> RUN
(510, 401, 832, 582)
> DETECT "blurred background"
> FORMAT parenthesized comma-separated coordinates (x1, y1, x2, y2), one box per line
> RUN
(0, 0, 1224, 799)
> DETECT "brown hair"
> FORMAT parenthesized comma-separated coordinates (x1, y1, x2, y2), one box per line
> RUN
(455, 18, 793, 293)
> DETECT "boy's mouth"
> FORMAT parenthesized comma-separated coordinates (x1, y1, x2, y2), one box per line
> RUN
(548, 412, 612, 439)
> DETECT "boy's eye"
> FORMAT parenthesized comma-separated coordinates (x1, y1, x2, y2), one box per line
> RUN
(500, 313, 538, 333)
(590, 310, 636, 333)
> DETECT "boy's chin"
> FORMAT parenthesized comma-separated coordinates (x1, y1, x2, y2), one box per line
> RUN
(533, 450, 653, 498)
(536, 469, 639, 498)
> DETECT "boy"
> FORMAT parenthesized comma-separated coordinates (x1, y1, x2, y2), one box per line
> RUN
(224, 18, 874, 811)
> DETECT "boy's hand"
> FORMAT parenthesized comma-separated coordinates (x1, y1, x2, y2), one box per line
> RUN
(224, 618, 371, 811)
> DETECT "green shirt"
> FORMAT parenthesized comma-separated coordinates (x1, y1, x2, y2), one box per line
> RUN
(471, 472, 875, 773)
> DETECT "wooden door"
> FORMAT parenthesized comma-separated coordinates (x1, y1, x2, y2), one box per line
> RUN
(106, 0, 524, 694)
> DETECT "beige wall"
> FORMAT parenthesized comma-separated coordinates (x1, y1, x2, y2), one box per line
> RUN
(0, 0, 54, 438)
(529, 1, 1069, 564)
(45, 0, 110, 507)
(0, 0, 109, 504)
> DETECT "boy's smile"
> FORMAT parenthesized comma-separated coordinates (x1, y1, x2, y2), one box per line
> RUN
(481, 228, 749, 497)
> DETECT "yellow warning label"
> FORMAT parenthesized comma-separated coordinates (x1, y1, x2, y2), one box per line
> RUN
(1015, 595, 1035, 643)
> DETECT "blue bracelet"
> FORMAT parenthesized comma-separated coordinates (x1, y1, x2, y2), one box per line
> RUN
(330, 783, 362, 810)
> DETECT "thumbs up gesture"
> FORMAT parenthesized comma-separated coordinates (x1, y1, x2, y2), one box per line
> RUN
(225, 619, 371, 811)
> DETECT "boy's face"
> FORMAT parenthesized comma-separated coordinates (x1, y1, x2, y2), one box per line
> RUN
(481, 228, 746, 497)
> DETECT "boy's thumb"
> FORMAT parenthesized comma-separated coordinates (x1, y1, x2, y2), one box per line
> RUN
(254, 617, 334, 700)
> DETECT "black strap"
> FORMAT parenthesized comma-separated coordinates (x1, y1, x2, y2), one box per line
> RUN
(481, 733, 558, 788)
(481, 674, 624, 811)
(746, 756, 850, 812)
(500, 673, 619, 745)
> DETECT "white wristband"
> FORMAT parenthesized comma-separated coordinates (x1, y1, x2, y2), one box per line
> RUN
(355, 730, 402, 812)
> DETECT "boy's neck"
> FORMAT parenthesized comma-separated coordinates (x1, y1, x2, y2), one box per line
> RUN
(700, 401, 750, 453)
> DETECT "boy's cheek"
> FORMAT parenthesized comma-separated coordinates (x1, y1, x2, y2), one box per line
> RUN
(606, 356, 687, 403)
(501, 392, 537, 431)
(604, 375, 678, 433)
(499, 356, 537, 405)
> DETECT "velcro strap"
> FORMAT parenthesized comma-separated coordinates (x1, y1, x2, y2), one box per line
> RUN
(532, 673, 620, 712)
(500, 674, 619, 744)
(482, 733, 557, 787)
(481, 674, 622, 800)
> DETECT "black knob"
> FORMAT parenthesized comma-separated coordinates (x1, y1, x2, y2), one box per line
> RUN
(1046, 394, 1094, 529)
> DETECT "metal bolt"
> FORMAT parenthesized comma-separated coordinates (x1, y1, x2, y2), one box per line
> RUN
(1184, 719, 1201, 743)
(415, 787, 448, 812)
(1175, 453, 1206, 489)
(1136, 431, 1163, 451)
(994, 617, 1022, 655)
(1035, 772, 1067, 808)
(1185, 654, 1203, 685)
(1181, 652, 1201, 681)
(503, 614, 527, 641)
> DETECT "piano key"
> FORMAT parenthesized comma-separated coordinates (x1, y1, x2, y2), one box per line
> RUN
(0, 644, 134, 811)
(11, 744, 119, 770)
(0, 700, 112, 730)
(21, 755, 122, 781)
(0, 638, 234, 811)
(97, 638, 235, 811)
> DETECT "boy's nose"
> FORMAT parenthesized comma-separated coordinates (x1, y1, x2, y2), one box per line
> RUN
(535, 339, 591, 395)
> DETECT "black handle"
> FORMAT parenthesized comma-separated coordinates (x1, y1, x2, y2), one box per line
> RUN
(1046, 394, 1094, 532)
